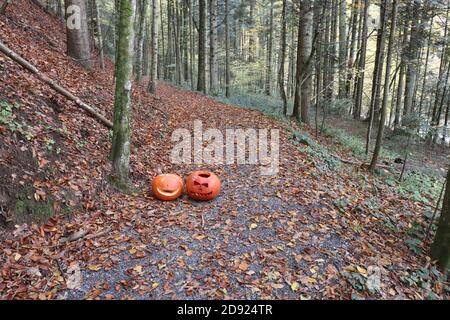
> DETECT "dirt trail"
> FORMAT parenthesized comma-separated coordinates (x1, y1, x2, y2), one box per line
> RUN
(55, 83, 425, 300)
(60, 83, 351, 300)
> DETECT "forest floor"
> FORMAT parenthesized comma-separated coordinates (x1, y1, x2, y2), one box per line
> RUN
(0, 0, 449, 300)
(324, 114, 449, 176)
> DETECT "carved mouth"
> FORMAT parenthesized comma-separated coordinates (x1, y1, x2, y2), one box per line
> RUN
(158, 188, 179, 196)
(192, 192, 213, 197)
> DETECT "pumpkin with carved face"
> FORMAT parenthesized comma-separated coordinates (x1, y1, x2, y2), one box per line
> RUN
(186, 171, 221, 201)
(152, 174, 183, 201)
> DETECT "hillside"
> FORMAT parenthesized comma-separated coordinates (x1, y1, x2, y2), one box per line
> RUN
(0, 0, 448, 300)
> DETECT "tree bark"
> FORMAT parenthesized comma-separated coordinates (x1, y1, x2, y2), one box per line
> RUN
(369, 0, 397, 172)
(135, 0, 148, 83)
(224, 0, 230, 98)
(111, 0, 136, 188)
(346, 0, 359, 98)
(278, 0, 287, 114)
(264, 0, 274, 96)
(293, 0, 313, 124)
(94, 0, 105, 70)
(147, 0, 159, 93)
(366, 0, 387, 154)
(338, 0, 347, 98)
(354, 0, 370, 120)
(209, 0, 218, 94)
(197, 0, 206, 92)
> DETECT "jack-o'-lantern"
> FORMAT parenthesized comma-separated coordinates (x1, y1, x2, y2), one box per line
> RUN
(152, 174, 183, 201)
(186, 171, 221, 201)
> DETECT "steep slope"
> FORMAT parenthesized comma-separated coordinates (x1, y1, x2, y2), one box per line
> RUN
(0, 0, 448, 300)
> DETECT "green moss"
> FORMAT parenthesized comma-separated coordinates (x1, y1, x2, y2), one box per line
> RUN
(14, 196, 55, 224)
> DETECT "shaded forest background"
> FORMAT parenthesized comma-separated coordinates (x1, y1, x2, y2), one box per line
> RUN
(36, 0, 450, 147)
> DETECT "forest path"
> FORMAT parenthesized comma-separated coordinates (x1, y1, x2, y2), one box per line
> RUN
(63, 82, 350, 299)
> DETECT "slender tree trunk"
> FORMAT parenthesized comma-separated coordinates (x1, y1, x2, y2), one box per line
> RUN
(264, 0, 274, 96)
(209, 0, 218, 94)
(354, 0, 369, 119)
(135, 0, 148, 83)
(197, 0, 206, 92)
(432, 8, 449, 128)
(111, 0, 136, 188)
(248, 0, 256, 63)
(404, 3, 428, 116)
(93, 0, 105, 69)
(346, 0, 359, 98)
(366, 0, 387, 154)
(173, 1, 183, 85)
(189, 0, 195, 90)
(323, 2, 331, 103)
(224, 0, 230, 98)
(279, 0, 287, 114)
(338, 0, 347, 98)
(147, 0, 159, 93)
(328, 0, 338, 100)
(369, 0, 397, 172)
(418, 16, 433, 115)
(293, 0, 313, 124)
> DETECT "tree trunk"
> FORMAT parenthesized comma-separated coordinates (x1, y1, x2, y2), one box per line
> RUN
(354, 0, 370, 120)
(431, 167, 450, 270)
(346, 0, 359, 98)
(147, 0, 159, 93)
(278, 0, 287, 114)
(293, 0, 313, 124)
(338, 0, 347, 98)
(404, 3, 427, 116)
(135, 0, 148, 83)
(209, 0, 218, 94)
(197, 0, 206, 92)
(224, 0, 230, 98)
(111, 0, 136, 188)
(366, 0, 387, 154)
(418, 16, 433, 116)
(93, 0, 105, 70)
(264, 0, 274, 96)
(65, 0, 92, 68)
(369, 0, 397, 172)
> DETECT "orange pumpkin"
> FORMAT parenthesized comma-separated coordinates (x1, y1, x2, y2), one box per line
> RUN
(186, 171, 221, 201)
(152, 174, 183, 201)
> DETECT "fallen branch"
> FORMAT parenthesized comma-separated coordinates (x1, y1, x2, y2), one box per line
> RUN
(331, 154, 393, 170)
(58, 226, 111, 245)
(0, 40, 113, 128)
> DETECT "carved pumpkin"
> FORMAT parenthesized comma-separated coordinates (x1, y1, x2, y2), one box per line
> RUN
(152, 174, 183, 201)
(186, 171, 221, 201)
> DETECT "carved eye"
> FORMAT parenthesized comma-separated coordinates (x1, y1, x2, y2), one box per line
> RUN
(194, 181, 201, 185)
(202, 183, 209, 187)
